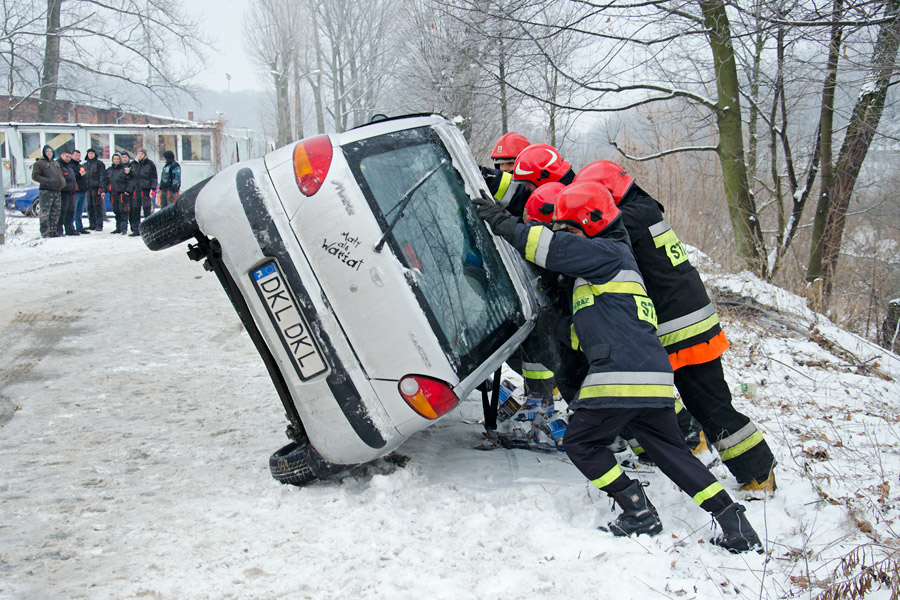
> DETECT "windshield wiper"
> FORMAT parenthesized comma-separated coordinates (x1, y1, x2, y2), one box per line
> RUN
(374, 159, 448, 253)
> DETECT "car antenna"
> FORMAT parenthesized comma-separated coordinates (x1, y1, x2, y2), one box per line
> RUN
(373, 159, 447, 253)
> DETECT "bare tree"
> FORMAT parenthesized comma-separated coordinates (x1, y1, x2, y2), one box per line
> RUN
(0, 0, 45, 119)
(244, 0, 299, 146)
(809, 0, 900, 305)
(312, 0, 397, 131)
(30, 0, 208, 121)
(455, 0, 900, 296)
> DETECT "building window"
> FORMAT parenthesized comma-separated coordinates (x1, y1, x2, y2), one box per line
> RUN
(22, 132, 42, 159)
(0, 131, 5, 160)
(114, 133, 143, 158)
(90, 132, 112, 159)
(46, 132, 75, 155)
(183, 134, 211, 161)
(158, 134, 177, 160)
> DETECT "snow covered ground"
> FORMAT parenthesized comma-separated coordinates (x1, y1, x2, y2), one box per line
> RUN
(1, 215, 897, 599)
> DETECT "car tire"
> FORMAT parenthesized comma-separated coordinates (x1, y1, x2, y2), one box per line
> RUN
(26, 198, 40, 218)
(140, 177, 211, 251)
(268, 440, 346, 486)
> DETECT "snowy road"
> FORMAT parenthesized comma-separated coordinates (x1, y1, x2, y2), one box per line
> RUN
(0, 216, 897, 599)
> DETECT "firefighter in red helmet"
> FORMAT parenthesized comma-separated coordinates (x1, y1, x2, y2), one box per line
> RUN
(471, 183, 763, 552)
(523, 182, 564, 224)
(515, 146, 706, 453)
(512, 143, 576, 188)
(491, 132, 531, 173)
(482, 133, 534, 217)
(574, 160, 777, 496)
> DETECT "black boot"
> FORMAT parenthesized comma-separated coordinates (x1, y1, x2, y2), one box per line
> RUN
(711, 503, 763, 554)
(603, 479, 663, 537)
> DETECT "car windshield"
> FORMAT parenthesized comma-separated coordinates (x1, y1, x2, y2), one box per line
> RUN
(343, 126, 523, 373)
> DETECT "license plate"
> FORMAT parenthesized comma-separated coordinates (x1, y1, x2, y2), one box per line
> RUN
(251, 261, 328, 381)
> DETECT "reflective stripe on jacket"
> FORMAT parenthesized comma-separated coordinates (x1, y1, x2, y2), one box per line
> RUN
(618, 187, 725, 364)
(511, 220, 674, 411)
(482, 167, 532, 217)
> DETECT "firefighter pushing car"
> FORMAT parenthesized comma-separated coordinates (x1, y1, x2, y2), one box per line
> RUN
(473, 182, 762, 552)
(574, 161, 777, 495)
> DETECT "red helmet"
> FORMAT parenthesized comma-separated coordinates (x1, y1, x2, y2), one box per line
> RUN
(491, 132, 531, 161)
(512, 143, 571, 186)
(553, 182, 620, 237)
(573, 160, 634, 204)
(523, 182, 565, 224)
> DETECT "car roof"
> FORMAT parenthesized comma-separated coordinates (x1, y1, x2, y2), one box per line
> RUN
(335, 114, 447, 146)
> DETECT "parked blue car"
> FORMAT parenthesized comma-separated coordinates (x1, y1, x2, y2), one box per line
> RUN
(4, 184, 113, 216)
(4, 184, 40, 216)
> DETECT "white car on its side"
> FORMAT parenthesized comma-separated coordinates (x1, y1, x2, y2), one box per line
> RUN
(140, 114, 538, 484)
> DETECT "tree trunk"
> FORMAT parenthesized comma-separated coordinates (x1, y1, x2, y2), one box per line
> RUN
(745, 1, 765, 189)
(881, 299, 900, 353)
(38, 0, 62, 122)
(499, 40, 508, 134)
(273, 53, 292, 147)
(293, 58, 304, 140)
(817, 0, 900, 304)
(807, 0, 844, 297)
(549, 68, 557, 147)
(698, 0, 766, 276)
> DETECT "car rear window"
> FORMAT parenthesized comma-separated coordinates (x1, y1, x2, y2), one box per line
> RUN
(343, 126, 524, 374)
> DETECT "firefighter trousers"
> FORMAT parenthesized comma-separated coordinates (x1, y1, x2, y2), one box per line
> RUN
(674, 358, 775, 484)
(130, 189, 153, 233)
(518, 310, 562, 402)
(565, 406, 732, 513)
(87, 188, 105, 230)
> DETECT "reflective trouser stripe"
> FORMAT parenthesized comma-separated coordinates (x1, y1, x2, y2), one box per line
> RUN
(525, 226, 552, 267)
(591, 464, 623, 489)
(720, 430, 764, 461)
(493, 172, 512, 205)
(693, 481, 725, 506)
(674, 398, 685, 413)
(522, 362, 554, 380)
(658, 312, 721, 348)
(578, 384, 674, 400)
(582, 372, 674, 386)
(579, 371, 674, 402)
(713, 422, 763, 461)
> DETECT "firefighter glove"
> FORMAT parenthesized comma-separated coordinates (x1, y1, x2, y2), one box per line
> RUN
(473, 192, 517, 241)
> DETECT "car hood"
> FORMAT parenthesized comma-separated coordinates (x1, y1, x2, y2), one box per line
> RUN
(5, 185, 38, 194)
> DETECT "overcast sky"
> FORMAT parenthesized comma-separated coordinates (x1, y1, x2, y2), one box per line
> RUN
(190, 0, 262, 93)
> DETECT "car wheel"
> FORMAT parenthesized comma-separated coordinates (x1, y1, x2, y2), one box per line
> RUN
(26, 198, 40, 217)
(140, 177, 210, 251)
(268, 440, 346, 486)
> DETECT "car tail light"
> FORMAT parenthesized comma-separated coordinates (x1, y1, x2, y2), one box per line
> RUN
(399, 375, 459, 420)
(293, 135, 333, 196)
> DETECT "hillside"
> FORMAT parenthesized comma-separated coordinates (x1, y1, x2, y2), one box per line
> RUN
(0, 215, 897, 599)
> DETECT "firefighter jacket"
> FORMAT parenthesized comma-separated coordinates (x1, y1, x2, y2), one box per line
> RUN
(132, 157, 158, 191)
(107, 163, 132, 195)
(31, 147, 65, 191)
(57, 158, 76, 193)
(618, 186, 728, 370)
(159, 160, 181, 191)
(481, 167, 532, 218)
(72, 159, 87, 192)
(509, 218, 675, 411)
(83, 157, 108, 190)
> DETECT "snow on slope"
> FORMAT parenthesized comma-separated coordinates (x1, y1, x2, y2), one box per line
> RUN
(0, 217, 897, 600)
